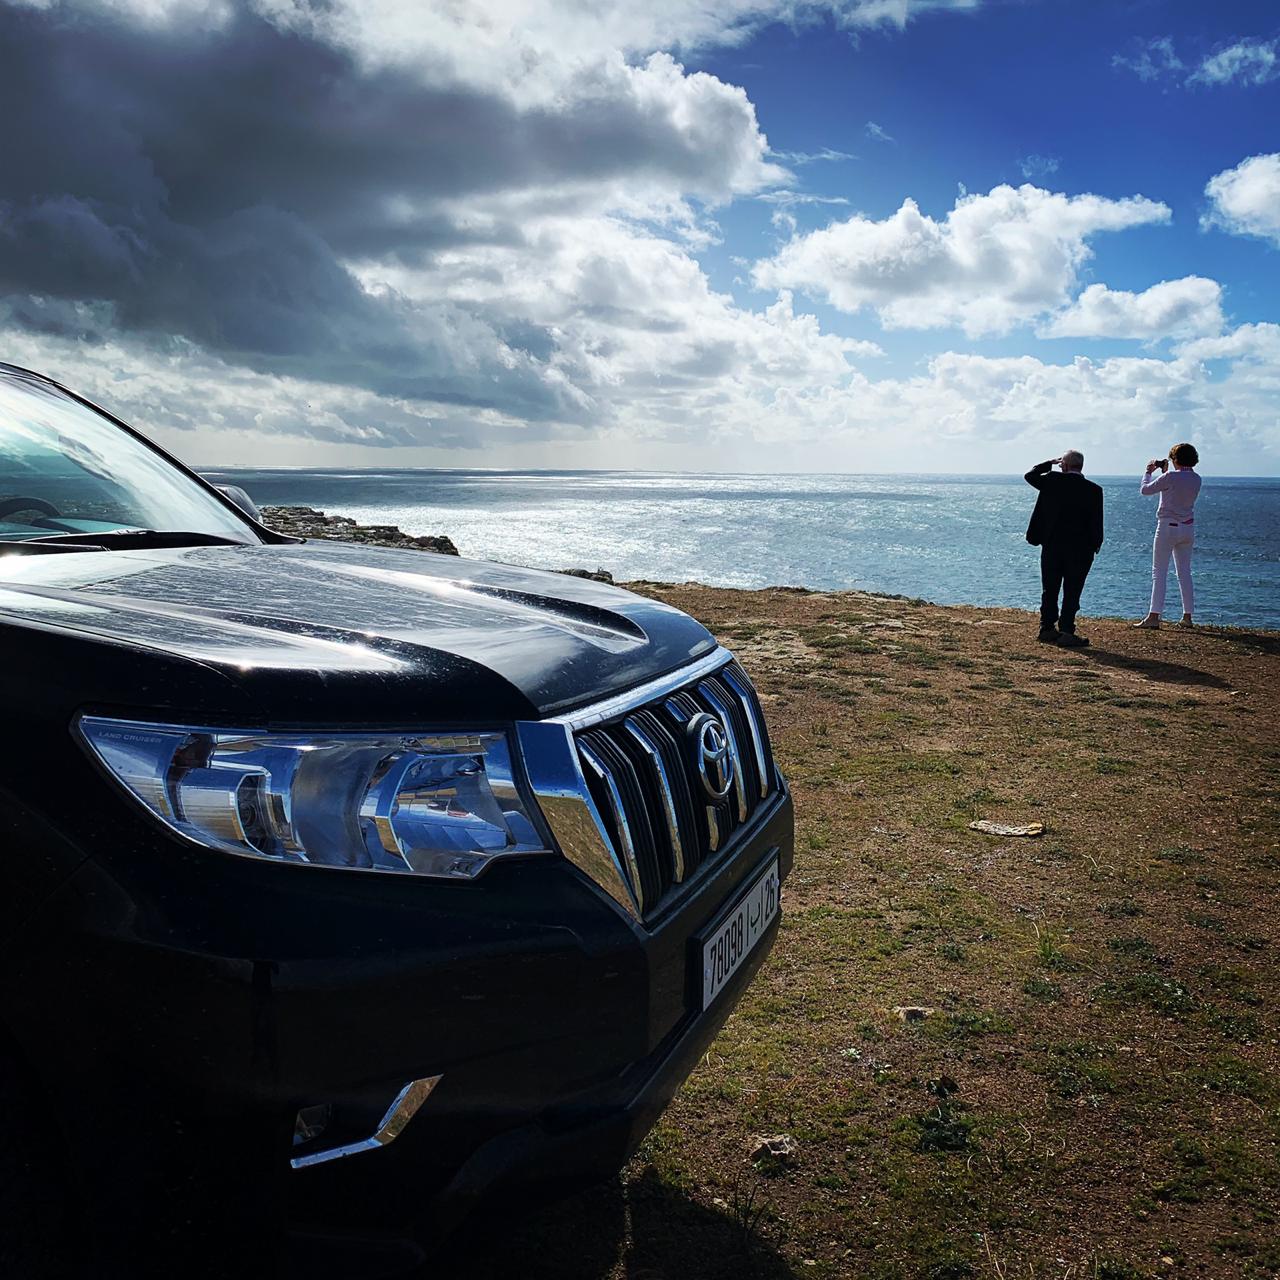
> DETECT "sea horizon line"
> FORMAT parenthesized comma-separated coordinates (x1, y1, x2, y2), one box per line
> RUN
(197, 465, 1280, 481)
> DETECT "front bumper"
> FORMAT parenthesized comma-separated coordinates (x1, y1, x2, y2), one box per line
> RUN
(288, 789, 793, 1242)
(1, 774, 793, 1254)
(424, 872, 781, 1233)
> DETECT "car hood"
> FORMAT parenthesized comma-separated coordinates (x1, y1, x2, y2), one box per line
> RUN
(0, 540, 715, 720)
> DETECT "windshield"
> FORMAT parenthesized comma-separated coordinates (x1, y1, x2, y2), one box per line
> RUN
(0, 371, 255, 543)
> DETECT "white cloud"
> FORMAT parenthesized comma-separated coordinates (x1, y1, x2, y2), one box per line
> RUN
(355, 215, 883, 425)
(865, 121, 895, 143)
(1112, 36, 1183, 82)
(1019, 154, 1059, 180)
(1190, 39, 1278, 87)
(1179, 322, 1280, 364)
(1041, 277, 1224, 341)
(756, 190, 851, 207)
(752, 183, 1170, 336)
(1114, 35, 1278, 89)
(771, 146, 855, 164)
(1204, 153, 1280, 246)
(7, 0, 958, 61)
(730, 324, 1280, 467)
(835, 0, 979, 30)
(229, 0, 988, 94)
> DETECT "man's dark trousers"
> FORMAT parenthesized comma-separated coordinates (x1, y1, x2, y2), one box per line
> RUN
(1040, 543, 1094, 634)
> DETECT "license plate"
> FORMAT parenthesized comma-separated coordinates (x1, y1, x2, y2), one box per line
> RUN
(701, 859, 780, 1009)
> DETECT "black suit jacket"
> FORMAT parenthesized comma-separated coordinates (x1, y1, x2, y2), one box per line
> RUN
(1024, 466, 1104, 553)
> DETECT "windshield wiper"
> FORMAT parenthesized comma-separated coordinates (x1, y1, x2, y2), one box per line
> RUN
(36, 529, 254, 548)
(1, 529, 255, 554)
(0, 538, 108, 555)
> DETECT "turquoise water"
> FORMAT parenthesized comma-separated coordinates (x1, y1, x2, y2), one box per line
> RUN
(202, 470, 1280, 630)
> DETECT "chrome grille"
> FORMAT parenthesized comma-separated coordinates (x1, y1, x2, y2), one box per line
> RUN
(574, 659, 775, 917)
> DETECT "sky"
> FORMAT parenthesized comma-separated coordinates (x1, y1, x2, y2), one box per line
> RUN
(1, 0, 1278, 474)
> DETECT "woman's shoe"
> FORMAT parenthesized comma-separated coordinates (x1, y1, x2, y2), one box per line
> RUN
(1178, 615, 1194, 628)
(1133, 614, 1161, 630)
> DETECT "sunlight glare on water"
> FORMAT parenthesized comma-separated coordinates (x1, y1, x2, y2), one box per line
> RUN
(201, 469, 1280, 629)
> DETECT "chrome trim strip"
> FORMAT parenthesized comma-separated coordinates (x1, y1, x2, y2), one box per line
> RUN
(697, 680, 749, 821)
(579, 740, 647, 915)
(552, 647, 731, 731)
(721, 666, 770, 800)
(624, 715, 687, 883)
(290, 1075, 442, 1169)
(517, 720, 639, 917)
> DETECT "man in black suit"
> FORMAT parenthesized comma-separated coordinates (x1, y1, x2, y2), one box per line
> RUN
(1025, 450, 1104, 648)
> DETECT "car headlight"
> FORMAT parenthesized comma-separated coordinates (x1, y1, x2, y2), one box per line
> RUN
(77, 716, 548, 878)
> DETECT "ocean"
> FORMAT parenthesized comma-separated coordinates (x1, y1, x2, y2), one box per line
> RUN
(200, 469, 1280, 630)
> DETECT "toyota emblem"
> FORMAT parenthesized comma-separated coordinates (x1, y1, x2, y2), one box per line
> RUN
(688, 713, 734, 802)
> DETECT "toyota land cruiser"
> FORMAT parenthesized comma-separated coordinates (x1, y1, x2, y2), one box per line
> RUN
(0, 363, 793, 1275)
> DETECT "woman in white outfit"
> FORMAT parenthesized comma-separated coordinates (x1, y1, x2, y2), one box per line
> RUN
(1135, 442, 1202, 629)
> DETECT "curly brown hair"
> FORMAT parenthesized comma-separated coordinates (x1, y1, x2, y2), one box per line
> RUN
(1169, 442, 1199, 467)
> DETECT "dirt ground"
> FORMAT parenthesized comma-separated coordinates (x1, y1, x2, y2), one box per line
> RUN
(443, 587, 1279, 1280)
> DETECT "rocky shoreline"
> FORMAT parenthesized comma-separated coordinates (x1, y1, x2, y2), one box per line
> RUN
(260, 505, 460, 555)
(260, 505, 614, 583)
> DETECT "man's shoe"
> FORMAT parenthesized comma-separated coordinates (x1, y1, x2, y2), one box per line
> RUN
(1057, 632, 1089, 648)
(1133, 614, 1161, 629)
(1037, 627, 1060, 643)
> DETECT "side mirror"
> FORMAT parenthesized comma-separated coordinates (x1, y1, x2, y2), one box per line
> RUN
(216, 484, 262, 522)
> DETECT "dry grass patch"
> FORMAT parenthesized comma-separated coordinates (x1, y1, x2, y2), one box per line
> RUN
(443, 592, 1280, 1280)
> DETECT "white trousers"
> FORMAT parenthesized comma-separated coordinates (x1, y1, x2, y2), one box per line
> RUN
(1150, 523, 1194, 615)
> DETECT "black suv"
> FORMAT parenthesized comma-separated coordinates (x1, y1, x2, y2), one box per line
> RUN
(0, 364, 793, 1275)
